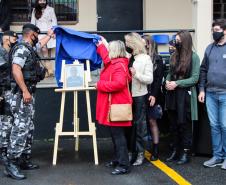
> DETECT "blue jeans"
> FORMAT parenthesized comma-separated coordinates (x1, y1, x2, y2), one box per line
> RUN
(206, 91, 226, 160)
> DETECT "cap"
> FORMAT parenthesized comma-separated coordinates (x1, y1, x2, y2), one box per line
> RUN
(3, 31, 18, 38)
(22, 23, 40, 34)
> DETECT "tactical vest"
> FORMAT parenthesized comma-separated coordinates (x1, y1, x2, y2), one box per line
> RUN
(9, 42, 46, 85)
(0, 46, 11, 90)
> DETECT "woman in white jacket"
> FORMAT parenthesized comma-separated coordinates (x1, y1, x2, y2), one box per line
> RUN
(125, 32, 153, 166)
(31, 0, 57, 77)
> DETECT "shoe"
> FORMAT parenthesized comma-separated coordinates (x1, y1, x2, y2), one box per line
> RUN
(221, 159, 226, 170)
(166, 148, 179, 162)
(5, 158, 26, 180)
(203, 157, 223, 168)
(111, 166, 130, 175)
(150, 144, 159, 161)
(177, 149, 189, 165)
(105, 160, 118, 168)
(18, 154, 39, 170)
(133, 152, 144, 166)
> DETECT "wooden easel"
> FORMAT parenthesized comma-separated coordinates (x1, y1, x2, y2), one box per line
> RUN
(52, 60, 99, 165)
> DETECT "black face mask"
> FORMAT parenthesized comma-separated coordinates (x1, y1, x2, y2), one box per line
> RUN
(125, 46, 133, 54)
(175, 42, 182, 51)
(9, 41, 18, 48)
(213, 31, 224, 43)
(169, 48, 175, 55)
(39, 3, 46, 8)
(32, 35, 39, 46)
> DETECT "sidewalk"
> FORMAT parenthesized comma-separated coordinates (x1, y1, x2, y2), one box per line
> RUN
(0, 138, 225, 185)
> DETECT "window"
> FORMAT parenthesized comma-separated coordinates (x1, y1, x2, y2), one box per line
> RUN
(213, 0, 226, 19)
(11, 0, 78, 24)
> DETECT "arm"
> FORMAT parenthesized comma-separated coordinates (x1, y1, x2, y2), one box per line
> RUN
(199, 52, 208, 92)
(38, 29, 55, 48)
(148, 58, 164, 97)
(134, 57, 153, 84)
(175, 53, 200, 88)
(96, 44, 111, 65)
(31, 9, 36, 25)
(97, 63, 127, 93)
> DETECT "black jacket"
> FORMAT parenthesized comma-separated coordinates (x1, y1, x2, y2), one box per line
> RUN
(147, 55, 164, 99)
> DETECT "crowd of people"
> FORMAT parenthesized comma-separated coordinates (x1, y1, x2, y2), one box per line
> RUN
(0, 0, 226, 180)
(95, 19, 226, 175)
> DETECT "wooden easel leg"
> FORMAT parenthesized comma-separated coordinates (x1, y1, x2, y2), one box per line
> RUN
(74, 91, 80, 151)
(53, 92, 66, 165)
(85, 90, 99, 165)
(75, 118, 80, 151)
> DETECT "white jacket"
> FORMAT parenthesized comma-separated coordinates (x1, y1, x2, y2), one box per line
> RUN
(131, 54, 153, 97)
(31, 5, 57, 48)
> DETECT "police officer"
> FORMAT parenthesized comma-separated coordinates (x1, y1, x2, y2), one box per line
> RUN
(4, 24, 54, 180)
(0, 31, 18, 165)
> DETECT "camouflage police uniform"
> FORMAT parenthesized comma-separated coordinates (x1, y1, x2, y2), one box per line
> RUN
(7, 41, 43, 159)
(0, 45, 13, 157)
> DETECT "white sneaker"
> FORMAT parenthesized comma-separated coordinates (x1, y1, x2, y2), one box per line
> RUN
(133, 152, 144, 166)
(221, 159, 226, 170)
(203, 157, 223, 168)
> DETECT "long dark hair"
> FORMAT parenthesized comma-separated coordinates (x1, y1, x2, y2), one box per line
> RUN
(34, 0, 48, 19)
(142, 35, 158, 70)
(171, 30, 193, 79)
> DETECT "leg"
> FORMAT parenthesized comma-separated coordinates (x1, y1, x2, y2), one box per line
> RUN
(110, 127, 130, 175)
(206, 92, 223, 159)
(132, 96, 147, 165)
(149, 118, 159, 160)
(218, 93, 226, 160)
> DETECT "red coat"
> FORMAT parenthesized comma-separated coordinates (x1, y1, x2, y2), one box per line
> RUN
(96, 44, 132, 127)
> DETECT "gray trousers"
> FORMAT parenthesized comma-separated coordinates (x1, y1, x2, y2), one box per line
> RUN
(7, 91, 35, 159)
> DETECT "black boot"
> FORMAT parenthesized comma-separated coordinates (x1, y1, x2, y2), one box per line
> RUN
(4, 158, 26, 180)
(18, 154, 39, 170)
(0, 147, 8, 165)
(166, 148, 178, 162)
(150, 144, 159, 161)
(177, 149, 190, 165)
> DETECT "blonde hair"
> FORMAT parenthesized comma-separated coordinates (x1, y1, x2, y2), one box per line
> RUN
(124, 32, 147, 55)
(108, 40, 127, 59)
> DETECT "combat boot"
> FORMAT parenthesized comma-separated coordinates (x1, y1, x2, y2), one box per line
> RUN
(18, 154, 39, 170)
(4, 157, 26, 180)
(177, 149, 190, 165)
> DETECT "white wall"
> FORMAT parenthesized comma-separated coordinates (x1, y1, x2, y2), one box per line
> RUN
(144, 0, 193, 30)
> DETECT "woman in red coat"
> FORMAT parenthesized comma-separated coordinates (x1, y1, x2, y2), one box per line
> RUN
(96, 38, 132, 175)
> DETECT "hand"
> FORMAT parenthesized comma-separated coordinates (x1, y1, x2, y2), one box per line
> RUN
(94, 83, 97, 89)
(47, 29, 55, 38)
(198, 91, 205, 103)
(149, 96, 156, 107)
(166, 81, 177, 90)
(129, 67, 136, 76)
(23, 90, 32, 104)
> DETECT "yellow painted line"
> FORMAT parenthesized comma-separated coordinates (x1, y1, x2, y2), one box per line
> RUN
(145, 151, 192, 185)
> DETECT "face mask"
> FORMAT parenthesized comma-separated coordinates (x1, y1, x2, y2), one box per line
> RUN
(9, 41, 18, 48)
(169, 48, 175, 55)
(39, 3, 46, 8)
(212, 31, 224, 43)
(32, 35, 39, 46)
(175, 42, 182, 51)
(125, 46, 133, 54)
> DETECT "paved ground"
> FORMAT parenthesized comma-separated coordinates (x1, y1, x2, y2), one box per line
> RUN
(0, 138, 225, 185)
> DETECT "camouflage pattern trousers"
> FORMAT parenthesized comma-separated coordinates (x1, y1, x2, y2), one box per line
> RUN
(7, 91, 35, 159)
(0, 90, 13, 148)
